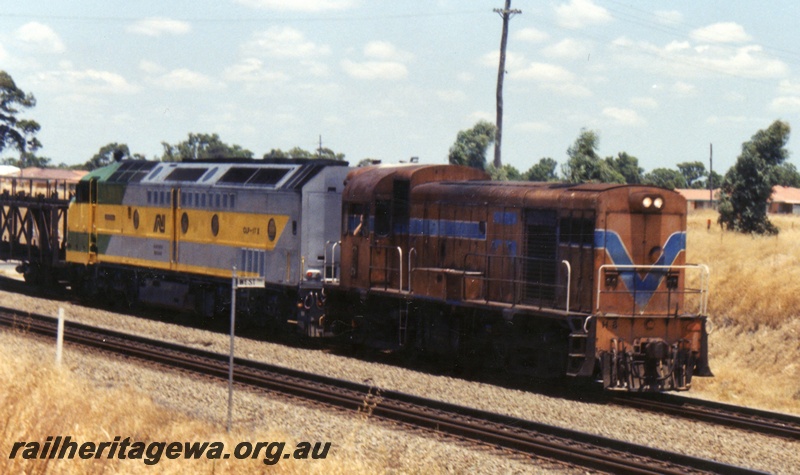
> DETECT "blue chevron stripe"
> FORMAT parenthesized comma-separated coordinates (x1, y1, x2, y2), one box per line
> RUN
(594, 230, 686, 308)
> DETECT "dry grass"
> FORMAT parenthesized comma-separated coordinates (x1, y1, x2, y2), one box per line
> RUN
(0, 341, 418, 475)
(686, 211, 800, 413)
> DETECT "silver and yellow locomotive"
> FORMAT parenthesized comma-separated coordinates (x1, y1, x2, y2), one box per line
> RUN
(65, 158, 349, 335)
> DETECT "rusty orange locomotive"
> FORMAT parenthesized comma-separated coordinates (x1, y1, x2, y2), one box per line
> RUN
(325, 164, 712, 391)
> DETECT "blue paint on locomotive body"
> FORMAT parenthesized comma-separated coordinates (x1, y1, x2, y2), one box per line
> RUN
(594, 229, 686, 308)
(408, 218, 486, 240)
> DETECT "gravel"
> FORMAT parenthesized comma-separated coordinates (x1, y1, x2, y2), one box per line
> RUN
(2, 286, 798, 474)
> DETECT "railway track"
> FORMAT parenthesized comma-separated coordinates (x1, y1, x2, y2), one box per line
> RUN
(612, 392, 800, 440)
(0, 307, 767, 475)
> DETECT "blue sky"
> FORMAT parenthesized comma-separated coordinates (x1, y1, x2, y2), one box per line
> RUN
(1, 0, 799, 175)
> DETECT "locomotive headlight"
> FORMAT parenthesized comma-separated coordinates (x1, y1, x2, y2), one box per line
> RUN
(642, 196, 653, 208)
(653, 197, 664, 209)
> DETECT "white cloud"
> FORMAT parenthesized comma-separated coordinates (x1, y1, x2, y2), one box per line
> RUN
(602, 107, 644, 126)
(341, 59, 407, 80)
(511, 62, 592, 97)
(15, 22, 65, 54)
(33, 68, 139, 94)
(777, 79, 800, 96)
(771, 96, 800, 113)
(514, 28, 548, 43)
(771, 83, 800, 118)
(555, 0, 612, 29)
(468, 110, 494, 123)
(542, 39, 591, 60)
(611, 37, 787, 79)
(706, 45, 787, 78)
(127, 17, 191, 37)
(364, 41, 414, 62)
(664, 40, 691, 52)
(223, 58, 290, 83)
(512, 62, 574, 82)
(138, 60, 164, 74)
(243, 27, 330, 59)
(233, 0, 356, 11)
(690, 22, 751, 44)
(705, 115, 747, 125)
(341, 40, 412, 80)
(148, 69, 223, 91)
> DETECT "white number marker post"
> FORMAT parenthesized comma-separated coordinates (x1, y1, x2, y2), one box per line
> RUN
(227, 267, 265, 432)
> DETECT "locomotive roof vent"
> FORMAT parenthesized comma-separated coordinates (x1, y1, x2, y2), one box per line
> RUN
(631, 191, 664, 212)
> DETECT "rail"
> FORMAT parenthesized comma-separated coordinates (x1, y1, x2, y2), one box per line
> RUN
(595, 264, 709, 316)
(0, 308, 767, 474)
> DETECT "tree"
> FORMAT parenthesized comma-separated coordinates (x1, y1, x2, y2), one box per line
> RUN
(0, 71, 41, 156)
(676, 161, 707, 189)
(81, 143, 134, 170)
(707, 170, 723, 190)
(16, 152, 50, 168)
(773, 162, 800, 187)
(486, 163, 522, 181)
(524, 157, 558, 182)
(562, 129, 625, 183)
(264, 146, 345, 161)
(718, 120, 791, 235)
(448, 121, 496, 170)
(160, 133, 253, 162)
(606, 152, 643, 184)
(1, 151, 51, 168)
(643, 168, 687, 189)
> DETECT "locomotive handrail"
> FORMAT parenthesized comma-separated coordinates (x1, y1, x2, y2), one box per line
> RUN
(595, 264, 709, 316)
(461, 252, 568, 308)
(562, 260, 571, 315)
(407, 248, 416, 292)
(323, 240, 341, 284)
(368, 244, 405, 293)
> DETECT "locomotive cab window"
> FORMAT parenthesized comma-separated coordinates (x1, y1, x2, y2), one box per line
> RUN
(346, 204, 368, 236)
(75, 181, 90, 203)
(558, 215, 595, 246)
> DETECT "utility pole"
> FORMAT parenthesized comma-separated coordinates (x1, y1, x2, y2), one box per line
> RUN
(493, 0, 521, 169)
(709, 143, 714, 204)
